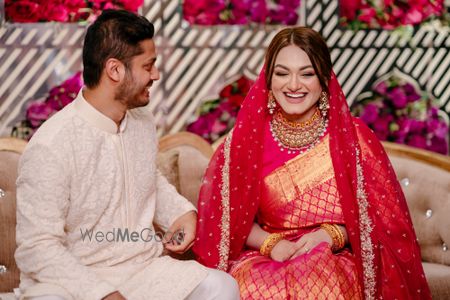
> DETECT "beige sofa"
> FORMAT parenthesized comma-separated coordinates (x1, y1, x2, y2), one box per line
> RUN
(1, 134, 449, 299)
(382, 141, 450, 299)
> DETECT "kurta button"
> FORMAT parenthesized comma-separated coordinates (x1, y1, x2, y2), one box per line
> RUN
(0, 188, 5, 198)
(425, 209, 432, 218)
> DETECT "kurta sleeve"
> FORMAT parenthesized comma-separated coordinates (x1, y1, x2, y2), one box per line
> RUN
(15, 144, 116, 300)
(153, 169, 196, 231)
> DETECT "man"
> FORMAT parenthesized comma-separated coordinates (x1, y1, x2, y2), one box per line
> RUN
(15, 10, 239, 300)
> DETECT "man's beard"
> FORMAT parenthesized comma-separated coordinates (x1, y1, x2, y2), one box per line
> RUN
(115, 73, 151, 109)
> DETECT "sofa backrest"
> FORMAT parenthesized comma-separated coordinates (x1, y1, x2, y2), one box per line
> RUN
(0, 137, 27, 292)
(383, 141, 450, 266)
(157, 132, 213, 208)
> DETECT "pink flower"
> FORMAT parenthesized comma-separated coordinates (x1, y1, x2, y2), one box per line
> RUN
(26, 100, 55, 128)
(41, 3, 69, 22)
(404, 8, 423, 25)
(6, 1, 41, 22)
(358, 7, 377, 24)
(121, 0, 144, 12)
(339, 0, 362, 21)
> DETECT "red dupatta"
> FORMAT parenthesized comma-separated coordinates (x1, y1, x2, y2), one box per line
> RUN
(193, 68, 430, 299)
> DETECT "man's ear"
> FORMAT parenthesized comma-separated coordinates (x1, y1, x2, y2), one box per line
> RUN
(104, 58, 125, 83)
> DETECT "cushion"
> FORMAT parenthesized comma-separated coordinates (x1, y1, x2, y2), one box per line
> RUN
(0, 151, 21, 292)
(156, 148, 181, 193)
(177, 146, 210, 208)
(389, 155, 450, 266)
(422, 262, 450, 299)
(156, 145, 209, 207)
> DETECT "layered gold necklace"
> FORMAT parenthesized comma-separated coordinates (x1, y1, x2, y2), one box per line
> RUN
(270, 108, 328, 154)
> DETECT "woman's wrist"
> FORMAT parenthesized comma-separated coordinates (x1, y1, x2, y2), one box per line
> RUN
(260, 232, 285, 256)
(320, 223, 345, 252)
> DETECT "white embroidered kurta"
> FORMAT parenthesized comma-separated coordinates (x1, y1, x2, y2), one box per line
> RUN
(15, 91, 207, 300)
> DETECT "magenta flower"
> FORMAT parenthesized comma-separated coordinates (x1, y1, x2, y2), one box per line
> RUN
(187, 75, 253, 142)
(183, 0, 300, 25)
(428, 136, 448, 155)
(374, 81, 387, 95)
(26, 101, 55, 128)
(360, 103, 379, 124)
(351, 73, 448, 155)
(407, 134, 427, 149)
(388, 87, 408, 109)
(5, 0, 143, 23)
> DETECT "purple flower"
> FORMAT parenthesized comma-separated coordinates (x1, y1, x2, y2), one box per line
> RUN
(249, 0, 268, 23)
(409, 119, 425, 133)
(427, 118, 449, 139)
(428, 107, 439, 118)
(388, 87, 408, 109)
(403, 83, 421, 102)
(374, 81, 387, 95)
(26, 100, 55, 128)
(407, 134, 427, 150)
(360, 103, 379, 124)
(372, 114, 393, 141)
(428, 136, 449, 155)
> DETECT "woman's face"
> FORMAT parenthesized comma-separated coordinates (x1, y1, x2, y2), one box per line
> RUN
(270, 44, 323, 122)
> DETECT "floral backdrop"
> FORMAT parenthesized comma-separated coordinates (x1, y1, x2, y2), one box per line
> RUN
(183, 0, 301, 25)
(340, 0, 447, 29)
(351, 71, 449, 155)
(5, 0, 143, 23)
(186, 75, 253, 142)
(12, 72, 83, 139)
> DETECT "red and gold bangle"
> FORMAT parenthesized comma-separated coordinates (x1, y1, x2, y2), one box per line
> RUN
(260, 232, 284, 257)
(320, 223, 345, 252)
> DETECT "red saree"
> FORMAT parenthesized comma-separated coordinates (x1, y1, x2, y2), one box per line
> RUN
(193, 68, 430, 299)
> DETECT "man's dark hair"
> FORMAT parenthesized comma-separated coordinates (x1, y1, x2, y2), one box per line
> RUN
(82, 10, 154, 88)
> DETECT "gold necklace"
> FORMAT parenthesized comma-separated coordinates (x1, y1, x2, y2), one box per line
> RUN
(270, 108, 328, 154)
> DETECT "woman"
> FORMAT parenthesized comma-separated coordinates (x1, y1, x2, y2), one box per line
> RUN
(193, 27, 430, 299)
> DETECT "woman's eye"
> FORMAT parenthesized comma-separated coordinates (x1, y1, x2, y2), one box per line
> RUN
(303, 73, 315, 77)
(275, 72, 288, 76)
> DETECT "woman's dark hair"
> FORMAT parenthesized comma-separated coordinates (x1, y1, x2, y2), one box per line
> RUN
(82, 10, 155, 88)
(265, 27, 332, 91)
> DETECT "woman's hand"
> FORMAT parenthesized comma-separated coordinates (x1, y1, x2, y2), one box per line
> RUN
(270, 239, 298, 262)
(290, 229, 332, 259)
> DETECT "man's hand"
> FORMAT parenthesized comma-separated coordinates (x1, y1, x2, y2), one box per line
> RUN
(102, 291, 126, 300)
(164, 210, 197, 254)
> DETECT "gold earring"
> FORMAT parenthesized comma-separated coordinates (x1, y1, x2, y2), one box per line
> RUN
(319, 91, 329, 117)
(268, 91, 276, 115)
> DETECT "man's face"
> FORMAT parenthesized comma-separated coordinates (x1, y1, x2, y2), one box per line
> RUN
(115, 39, 160, 109)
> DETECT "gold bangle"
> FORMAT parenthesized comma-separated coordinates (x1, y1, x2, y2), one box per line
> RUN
(260, 232, 284, 257)
(320, 223, 345, 252)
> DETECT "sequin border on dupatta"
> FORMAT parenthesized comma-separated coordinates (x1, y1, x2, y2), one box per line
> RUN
(355, 147, 376, 299)
(217, 130, 233, 271)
